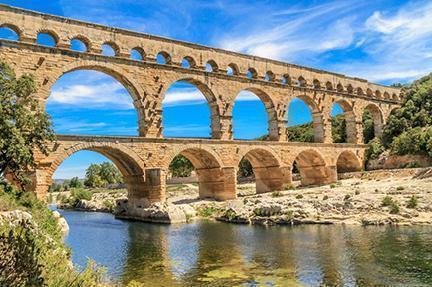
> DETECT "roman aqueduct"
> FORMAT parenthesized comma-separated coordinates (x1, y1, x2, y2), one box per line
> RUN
(0, 5, 402, 211)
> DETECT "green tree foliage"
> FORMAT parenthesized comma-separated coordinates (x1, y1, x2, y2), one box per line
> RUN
(0, 61, 54, 187)
(362, 110, 375, 143)
(331, 114, 347, 143)
(84, 162, 122, 188)
(390, 127, 432, 156)
(0, 221, 45, 286)
(383, 73, 432, 148)
(169, 155, 194, 177)
(69, 177, 83, 189)
(287, 123, 314, 142)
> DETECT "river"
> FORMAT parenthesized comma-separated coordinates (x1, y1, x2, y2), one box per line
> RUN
(57, 208, 432, 286)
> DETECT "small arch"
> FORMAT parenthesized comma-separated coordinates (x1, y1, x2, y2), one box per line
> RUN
(313, 79, 321, 89)
(281, 74, 291, 85)
(336, 83, 344, 92)
(357, 87, 364, 96)
(247, 67, 258, 79)
(70, 36, 89, 52)
(287, 95, 324, 143)
(336, 151, 362, 174)
(37, 30, 59, 47)
(130, 47, 145, 61)
(346, 84, 354, 93)
(231, 87, 278, 140)
(167, 147, 228, 200)
(297, 76, 307, 87)
(0, 24, 21, 41)
(292, 149, 333, 186)
(181, 56, 196, 69)
(366, 88, 373, 97)
(205, 60, 218, 72)
(265, 71, 275, 82)
(363, 103, 384, 143)
(375, 90, 382, 98)
(331, 99, 357, 144)
(238, 148, 283, 194)
(383, 92, 390, 99)
(392, 93, 399, 101)
(102, 42, 120, 57)
(326, 81, 333, 90)
(227, 63, 239, 76)
(156, 51, 172, 65)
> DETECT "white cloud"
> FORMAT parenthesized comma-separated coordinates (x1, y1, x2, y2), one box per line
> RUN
(163, 88, 260, 106)
(50, 82, 134, 109)
(336, 1, 432, 82)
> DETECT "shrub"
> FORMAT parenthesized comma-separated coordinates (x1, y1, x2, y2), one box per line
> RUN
(284, 184, 296, 190)
(389, 201, 400, 214)
(271, 191, 283, 197)
(365, 138, 385, 163)
(103, 200, 115, 212)
(344, 194, 351, 201)
(355, 190, 360, 195)
(330, 184, 336, 189)
(197, 206, 218, 218)
(406, 195, 418, 209)
(323, 195, 329, 200)
(382, 195, 394, 207)
(396, 186, 405, 191)
(295, 194, 303, 199)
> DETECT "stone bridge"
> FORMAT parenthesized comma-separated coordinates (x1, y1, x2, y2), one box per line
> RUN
(0, 5, 401, 207)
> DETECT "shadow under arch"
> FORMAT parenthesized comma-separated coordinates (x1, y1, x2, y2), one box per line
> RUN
(230, 87, 278, 140)
(288, 95, 325, 143)
(239, 147, 286, 193)
(336, 150, 362, 174)
(292, 149, 335, 186)
(166, 146, 234, 200)
(43, 61, 145, 135)
(162, 77, 221, 139)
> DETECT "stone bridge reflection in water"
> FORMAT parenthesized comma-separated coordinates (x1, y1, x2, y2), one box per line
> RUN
(62, 209, 432, 286)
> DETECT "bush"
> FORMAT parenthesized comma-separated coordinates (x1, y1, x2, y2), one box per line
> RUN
(344, 194, 351, 201)
(365, 138, 385, 163)
(295, 194, 303, 199)
(0, 221, 45, 287)
(271, 191, 283, 197)
(355, 190, 360, 195)
(406, 195, 418, 209)
(396, 186, 405, 191)
(197, 206, 218, 218)
(323, 195, 329, 200)
(389, 201, 400, 214)
(382, 195, 394, 207)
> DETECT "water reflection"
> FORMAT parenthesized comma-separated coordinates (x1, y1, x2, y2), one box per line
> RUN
(60, 210, 432, 286)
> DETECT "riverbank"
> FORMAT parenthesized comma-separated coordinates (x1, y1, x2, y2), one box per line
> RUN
(54, 168, 432, 226)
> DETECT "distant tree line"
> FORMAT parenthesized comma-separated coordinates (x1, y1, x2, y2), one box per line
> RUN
(49, 162, 122, 192)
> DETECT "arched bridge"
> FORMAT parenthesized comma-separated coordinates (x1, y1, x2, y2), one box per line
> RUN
(0, 5, 401, 208)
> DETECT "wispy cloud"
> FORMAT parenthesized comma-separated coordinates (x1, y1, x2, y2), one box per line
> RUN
(50, 82, 134, 109)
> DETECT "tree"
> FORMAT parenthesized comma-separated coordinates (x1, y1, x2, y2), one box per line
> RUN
(69, 177, 83, 189)
(362, 110, 375, 144)
(331, 114, 347, 143)
(169, 155, 194, 177)
(84, 164, 103, 188)
(99, 162, 122, 184)
(0, 61, 54, 187)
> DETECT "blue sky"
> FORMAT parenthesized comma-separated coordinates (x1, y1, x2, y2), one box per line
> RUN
(1, 0, 431, 178)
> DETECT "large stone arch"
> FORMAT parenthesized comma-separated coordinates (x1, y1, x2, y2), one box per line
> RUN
(336, 150, 362, 174)
(288, 94, 325, 143)
(363, 103, 384, 140)
(238, 147, 289, 193)
(39, 60, 146, 135)
(331, 98, 357, 143)
(292, 149, 336, 186)
(161, 77, 222, 139)
(166, 146, 235, 200)
(229, 87, 279, 141)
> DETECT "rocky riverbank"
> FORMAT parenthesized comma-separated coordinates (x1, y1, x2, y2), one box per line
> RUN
(55, 168, 432, 226)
